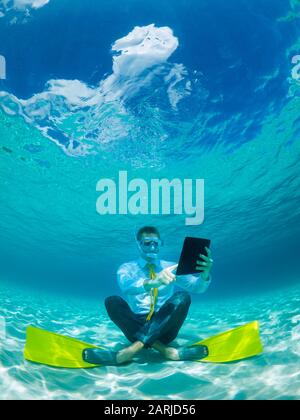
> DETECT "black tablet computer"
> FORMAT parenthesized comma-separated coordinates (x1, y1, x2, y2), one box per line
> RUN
(176, 237, 211, 276)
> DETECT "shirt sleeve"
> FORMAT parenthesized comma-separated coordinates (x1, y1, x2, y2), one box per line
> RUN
(175, 273, 211, 294)
(117, 263, 147, 295)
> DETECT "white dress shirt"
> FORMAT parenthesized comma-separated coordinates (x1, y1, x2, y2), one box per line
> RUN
(117, 258, 211, 315)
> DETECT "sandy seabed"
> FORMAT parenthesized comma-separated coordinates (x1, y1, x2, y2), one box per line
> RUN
(0, 283, 300, 400)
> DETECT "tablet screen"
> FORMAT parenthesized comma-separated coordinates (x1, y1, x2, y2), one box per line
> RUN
(176, 237, 211, 276)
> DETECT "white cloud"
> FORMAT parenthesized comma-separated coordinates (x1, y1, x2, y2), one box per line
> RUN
(0, 0, 49, 16)
(0, 24, 191, 155)
(47, 79, 101, 107)
(112, 24, 179, 77)
(13, 0, 49, 9)
(292, 55, 300, 81)
(30, 23, 181, 107)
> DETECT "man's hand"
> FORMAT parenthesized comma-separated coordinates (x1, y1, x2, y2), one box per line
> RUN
(144, 265, 178, 291)
(196, 247, 213, 281)
(156, 265, 178, 286)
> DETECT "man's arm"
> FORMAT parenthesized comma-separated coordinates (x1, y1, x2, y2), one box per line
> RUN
(144, 265, 177, 291)
(117, 264, 150, 295)
(143, 278, 163, 291)
(176, 272, 211, 294)
(117, 264, 177, 295)
(117, 263, 177, 295)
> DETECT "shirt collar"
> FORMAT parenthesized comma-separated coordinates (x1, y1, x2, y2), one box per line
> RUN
(138, 257, 161, 270)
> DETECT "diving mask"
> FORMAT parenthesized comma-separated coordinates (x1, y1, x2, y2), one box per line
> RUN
(138, 236, 163, 259)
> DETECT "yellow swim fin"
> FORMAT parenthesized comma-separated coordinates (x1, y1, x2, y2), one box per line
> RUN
(24, 326, 102, 369)
(192, 321, 263, 363)
(24, 321, 263, 368)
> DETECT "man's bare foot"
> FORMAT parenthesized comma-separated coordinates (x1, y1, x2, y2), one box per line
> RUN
(152, 341, 180, 361)
(152, 341, 209, 361)
(116, 341, 145, 364)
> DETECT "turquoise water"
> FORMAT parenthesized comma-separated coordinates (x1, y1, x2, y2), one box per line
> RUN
(1, 0, 300, 400)
(1, 282, 300, 400)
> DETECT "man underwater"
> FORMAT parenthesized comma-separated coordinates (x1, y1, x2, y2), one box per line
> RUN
(83, 226, 213, 366)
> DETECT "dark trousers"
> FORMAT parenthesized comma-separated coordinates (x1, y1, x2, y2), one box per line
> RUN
(105, 291, 191, 348)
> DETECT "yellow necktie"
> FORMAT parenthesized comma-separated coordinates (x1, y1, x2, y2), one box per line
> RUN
(146, 264, 158, 321)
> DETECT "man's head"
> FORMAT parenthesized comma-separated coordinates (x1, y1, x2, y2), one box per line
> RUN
(136, 226, 162, 261)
